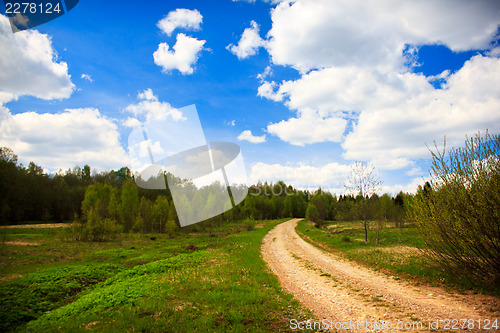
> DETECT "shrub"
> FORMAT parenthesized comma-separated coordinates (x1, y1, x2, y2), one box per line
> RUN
(72, 208, 122, 242)
(412, 132, 500, 287)
(242, 218, 256, 231)
(305, 203, 320, 223)
(164, 219, 178, 238)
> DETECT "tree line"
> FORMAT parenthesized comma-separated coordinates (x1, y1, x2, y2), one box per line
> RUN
(0, 146, 413, 233)
(69, 179, 415, 242)
(0, 147, 136, 225)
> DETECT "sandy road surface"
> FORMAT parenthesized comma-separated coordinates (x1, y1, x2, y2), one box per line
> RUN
(261, 219, 499, 332)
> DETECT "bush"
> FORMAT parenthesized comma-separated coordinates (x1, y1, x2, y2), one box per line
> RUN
(242, 218, 256, 231)
(164, 219, 178, 238)
(72, 208, 122, 242)
(305, 203, 320, 223)
(412, 132, 500, 287)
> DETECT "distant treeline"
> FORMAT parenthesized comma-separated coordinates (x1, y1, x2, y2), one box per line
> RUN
(0, 146, 412, 232)
(0, 147, 136, 224)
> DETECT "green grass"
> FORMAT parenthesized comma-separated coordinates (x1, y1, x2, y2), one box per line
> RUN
(1, 219, 313, 332)
(0, 264, 124, 331)
(296, 219, 492, 293)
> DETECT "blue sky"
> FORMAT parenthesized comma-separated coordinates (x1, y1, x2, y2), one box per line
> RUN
(1, 0, 500, 194)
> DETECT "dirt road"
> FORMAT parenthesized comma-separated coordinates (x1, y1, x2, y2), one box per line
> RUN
(261, 219, 499, 332)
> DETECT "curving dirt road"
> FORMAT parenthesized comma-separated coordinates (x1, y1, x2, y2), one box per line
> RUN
(261, 219, 500, 332)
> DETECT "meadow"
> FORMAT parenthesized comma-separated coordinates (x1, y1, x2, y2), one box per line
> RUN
(0, 219, 313, 332)
(2, 217, 498, 332)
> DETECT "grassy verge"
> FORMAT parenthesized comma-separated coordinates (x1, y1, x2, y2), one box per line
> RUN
(1, 219, 313, 332)
(296, 219, 499, 294)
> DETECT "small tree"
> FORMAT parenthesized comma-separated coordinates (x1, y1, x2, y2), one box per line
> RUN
(164, 219, 178, 238)
(152, 195, 170, 233)
(345, 162, 382, 244)
(412, 132, 500, 286)
(305, 203, 321, 226)
(72, 208, 121, 242)
(120, 180, 139, 232)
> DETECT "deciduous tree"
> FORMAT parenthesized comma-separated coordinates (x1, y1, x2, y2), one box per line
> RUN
(345, 162, 382, 244)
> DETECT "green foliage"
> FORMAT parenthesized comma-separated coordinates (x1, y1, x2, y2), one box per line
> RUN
(2, 145, 412, 243)
(412, 132, 500, 287)
(138, 197, 153, 233)
(152, 195, 170, 234)
(0, 264, 122, 332)
(0, 148, 85, 224)
(305, 203, 321, 225)
(120, 180, 139, 232)
(242, 218, 257, 231)
(81, 182, 116, 219)
(164, 219, 178, 238)
(26, 252, 207, 331)
(342, 236, 351, 242)
(72, 208, 122, 242)
(310, 195, 327, 221)
(132, 214, 144, 233)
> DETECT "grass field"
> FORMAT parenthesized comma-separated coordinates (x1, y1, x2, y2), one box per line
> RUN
(295, 219, 499, 295)
(0, 219, 313, 332)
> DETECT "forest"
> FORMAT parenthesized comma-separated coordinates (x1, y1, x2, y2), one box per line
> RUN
(0, 146, 411, 237)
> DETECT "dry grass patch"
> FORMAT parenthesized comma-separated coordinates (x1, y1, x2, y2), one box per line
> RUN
(4, 240, 41, 246)
(0, 274, 23, 282)
(354, 246, 419, 256)
(0, 223, 70, 229)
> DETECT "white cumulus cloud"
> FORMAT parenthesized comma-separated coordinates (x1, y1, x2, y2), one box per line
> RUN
(137, 88, 157, 101)
(0, 107, 129, 171)
(124, 89, 185, 123)
(81, 74, 93, 82)
(249, 161, 351, 192)
(267, 111, 348, 146)
(381, 177, 430, 195)
(0, 15, 74, 102)
(257, 0, 500, 170)
(249, 161, 427, 194)
(157, 8, 203, 36)
(257, 81, 283, 102)
(266, 0, 500, 73)
(237, 130, 266, 143)
(227, 20, 266, 59)
(153, 33, 206, 75)
(342, 55, 500, 169)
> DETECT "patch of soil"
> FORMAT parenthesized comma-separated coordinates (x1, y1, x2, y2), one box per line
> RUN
(185, 244, 199, 251)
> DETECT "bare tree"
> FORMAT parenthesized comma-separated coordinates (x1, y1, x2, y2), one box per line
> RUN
(345, 162, 382, 244)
